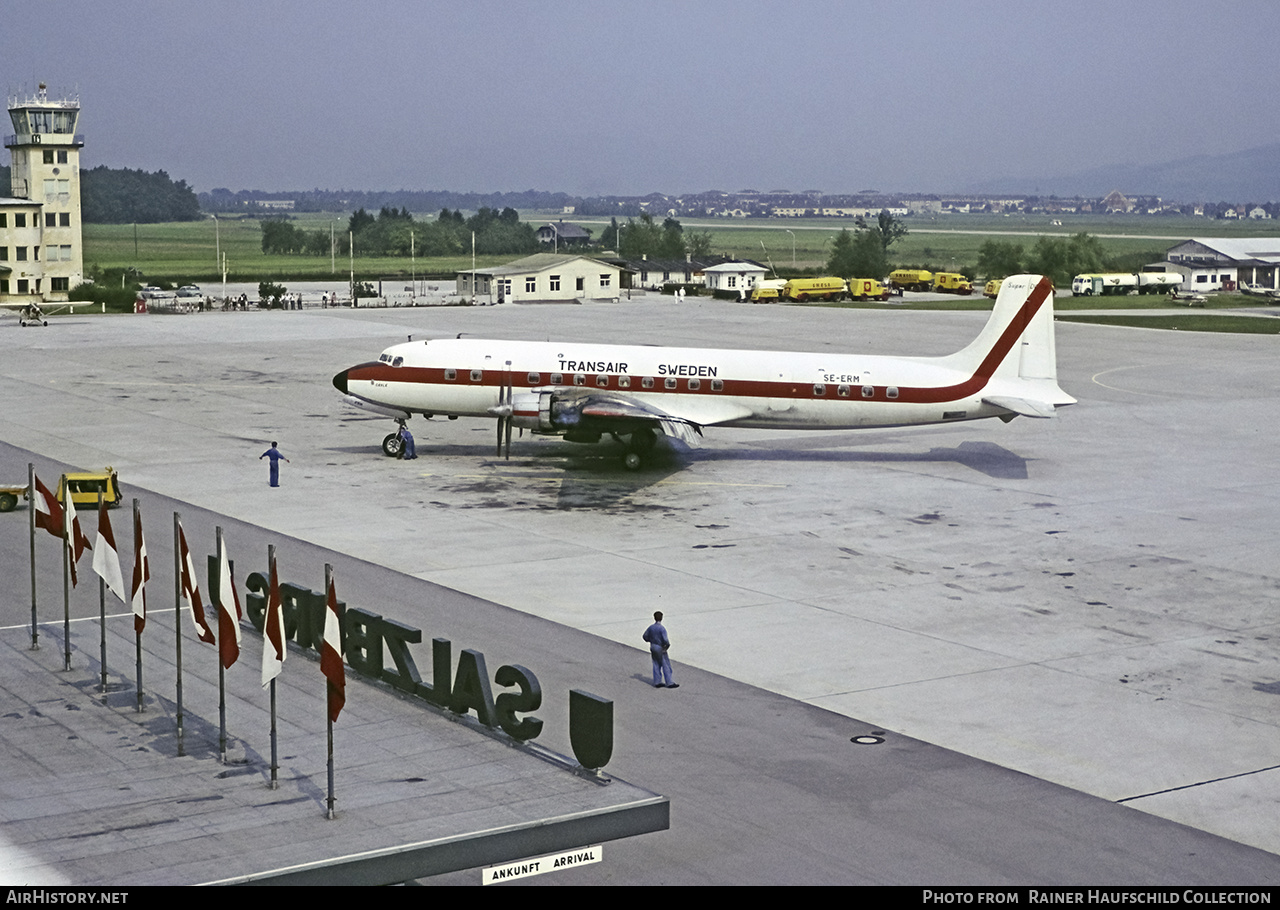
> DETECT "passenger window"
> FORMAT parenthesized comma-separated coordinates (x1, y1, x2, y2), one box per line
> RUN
(813, 384, 825, 396)
(862, 385, 874, 398)
(527, 372, 540, 384)
(597, 375, 609, 387)
(688, 378, 701, 390)
(664, 378, 677, 389)
(837, 385, 850, 397)
(445, 368, 457, 381)
(711, 379, 724, 391)
(641, 377, 654, 389)
(574, 374, 586, 386)
(886, 387, 899, 399)
(618, 376, 631, 388)
(550, 372, 563, 384)
(470, 369, 483, 382)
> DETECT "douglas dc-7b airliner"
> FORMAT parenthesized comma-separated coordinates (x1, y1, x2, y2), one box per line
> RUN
(332, 274, 1074, 469)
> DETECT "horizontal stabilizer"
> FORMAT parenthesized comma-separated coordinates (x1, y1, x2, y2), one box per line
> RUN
(982, 395, 1059, 419)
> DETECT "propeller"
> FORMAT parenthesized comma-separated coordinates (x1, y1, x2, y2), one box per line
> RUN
(493, 360, 513, 459)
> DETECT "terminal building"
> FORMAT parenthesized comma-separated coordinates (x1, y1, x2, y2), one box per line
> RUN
(0, 84, 85, 305)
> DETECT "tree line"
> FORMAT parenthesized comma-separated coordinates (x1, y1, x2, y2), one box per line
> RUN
(975, 234, 1162, 287)
(821, 212, 1148, 288)
(260, 206, 540, 257)
(0, 164, 201, 223)
(824, 210, 910, 278)
(597, 213, 714, 260)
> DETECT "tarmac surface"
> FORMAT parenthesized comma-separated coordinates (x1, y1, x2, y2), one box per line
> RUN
(2, 290, 1280, 884)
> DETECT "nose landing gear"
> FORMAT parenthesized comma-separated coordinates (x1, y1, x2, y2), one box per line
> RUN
(382, 419, 406, 457)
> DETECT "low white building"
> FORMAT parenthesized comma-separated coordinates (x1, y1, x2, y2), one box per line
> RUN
(626, 257, 705, 290)
(456, 253, 624, 303)
(702, 261, 769, 297)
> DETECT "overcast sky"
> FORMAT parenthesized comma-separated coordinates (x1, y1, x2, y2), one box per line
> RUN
(8, 0, 1279, 197)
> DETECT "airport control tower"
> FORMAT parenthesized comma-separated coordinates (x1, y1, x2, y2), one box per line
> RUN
(2, 83, 85, 301)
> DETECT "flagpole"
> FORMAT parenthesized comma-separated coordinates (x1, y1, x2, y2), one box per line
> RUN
(98, 491, 107, 696)
(134, 500, 143, 714)
(325, 562, 336, 820)
(174, 511, 185, 756)
(61, 476, 71, 671)
(28, 463, 38, 650)
(217, 526, 228, 764)
(268, 544, 279, 790)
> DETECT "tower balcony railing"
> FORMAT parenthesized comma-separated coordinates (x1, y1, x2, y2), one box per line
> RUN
(4, 133, 85, 148)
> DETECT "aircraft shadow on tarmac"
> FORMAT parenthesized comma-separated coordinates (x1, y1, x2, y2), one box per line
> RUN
(714, 438, 1031, 480)
(326, 436, 1026, 516)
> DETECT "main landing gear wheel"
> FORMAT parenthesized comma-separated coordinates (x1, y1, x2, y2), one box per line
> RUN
(382, 432, 404, 457)
(620, 427, 657, 470)
(0, 493, 17, 512)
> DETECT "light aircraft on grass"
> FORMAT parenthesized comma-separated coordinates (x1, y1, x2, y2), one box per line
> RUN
(332, 273, 1074, 469)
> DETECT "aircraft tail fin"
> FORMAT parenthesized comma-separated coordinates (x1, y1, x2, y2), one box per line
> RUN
(943, 274, 1075, 413)
(945, 275, 1056, 379)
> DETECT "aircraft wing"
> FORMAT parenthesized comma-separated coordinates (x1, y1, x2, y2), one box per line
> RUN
(566, 390, 755, 445)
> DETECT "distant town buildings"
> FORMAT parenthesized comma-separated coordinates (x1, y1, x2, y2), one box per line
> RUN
(1, 84, 84, 304)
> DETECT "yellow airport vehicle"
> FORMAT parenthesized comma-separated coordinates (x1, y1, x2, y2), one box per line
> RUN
(984, 279, 1003, 299)
(888, 269, 934, 292)
(57, 467, 123, 508)
(782, 277, 846, 301)
(0, 484, 28, 513)
(750, 279, 786, 302)
(847, 278, 891, 301)
(933, 272, 974, 295)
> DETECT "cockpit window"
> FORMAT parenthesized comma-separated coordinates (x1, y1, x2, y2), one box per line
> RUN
(391, 356, 403, 367)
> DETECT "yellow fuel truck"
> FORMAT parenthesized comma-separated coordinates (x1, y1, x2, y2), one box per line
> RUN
(781, 277, 847, 301)
(933, 272, 974, 295)
(847, 278, 891, 301)
(888, 269, 933, 292)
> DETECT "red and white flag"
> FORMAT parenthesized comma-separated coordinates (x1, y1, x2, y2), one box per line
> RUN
(178, 523, 214, 644)
(131, 508, 149, 633)
(217, 536, 242, 670)
(321, 577, 345, 722)
(64, 492, 93, 588)
(261, 557, 286, 687)
(32, 475, 63, 540)
(91, 501, 125, 603)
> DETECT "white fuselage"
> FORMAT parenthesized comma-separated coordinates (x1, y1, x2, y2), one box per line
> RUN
(333, 275, 1074, 446)
(341, 337, 1023, 431)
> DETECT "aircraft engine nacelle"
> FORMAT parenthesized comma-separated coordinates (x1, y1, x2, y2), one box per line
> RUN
(510, 390, 588, 435)
(510, 390, 556, 432)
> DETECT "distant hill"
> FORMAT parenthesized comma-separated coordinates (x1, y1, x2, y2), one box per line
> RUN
(968, 143, 1280, 202)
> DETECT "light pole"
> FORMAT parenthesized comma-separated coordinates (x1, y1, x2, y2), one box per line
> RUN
(785, 229, 795, 268)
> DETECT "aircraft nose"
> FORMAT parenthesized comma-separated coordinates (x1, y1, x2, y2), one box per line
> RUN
(332, 369, 348, 394)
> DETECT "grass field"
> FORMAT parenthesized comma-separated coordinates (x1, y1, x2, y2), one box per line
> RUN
(1056, 313, 1280, 333)
(82, 217, 513, 285)
(83, 211, 1280, 285)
